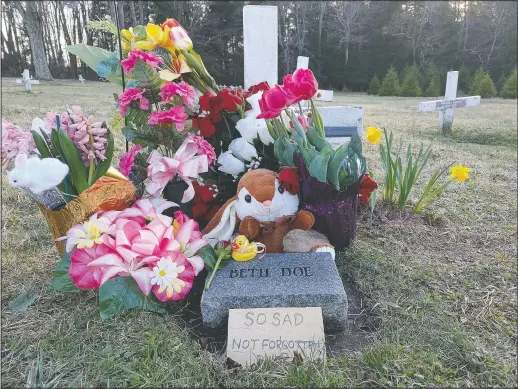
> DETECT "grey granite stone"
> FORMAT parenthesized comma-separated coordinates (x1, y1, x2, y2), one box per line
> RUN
(201, 252, 347, 332)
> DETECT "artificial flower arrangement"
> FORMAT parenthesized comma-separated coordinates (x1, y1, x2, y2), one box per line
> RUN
(1, 108, 138, 254)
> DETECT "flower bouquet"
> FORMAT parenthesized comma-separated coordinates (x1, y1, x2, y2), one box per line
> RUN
(2, 108, 135, 254)
(255, 68, 369, 248)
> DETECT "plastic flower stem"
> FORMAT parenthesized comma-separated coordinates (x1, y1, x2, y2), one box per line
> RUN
(298, 102, 304, 116)
(205, 251, 227, 290)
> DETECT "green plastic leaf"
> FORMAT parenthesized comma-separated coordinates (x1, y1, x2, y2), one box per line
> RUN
(58, 129, 89, 193)
(309, 148, 332, 183)
(131, 60, 164, 98)
(274, 137, 286, 164)
(111, 110, 125, 131)
(306, 126, 332, 152)
(99, 277, 166, 320)
(31, 131, 52, 158)
(328, 142, 350, 189)
(50, 251, 80, 292)
(91, 129, 114, 183)
(196, 245, 218, 270)
(282, 141, 298, 167)
(66, 44, 121, 84)
(310, 99, 325, 138)
(8, 287, 38, 312)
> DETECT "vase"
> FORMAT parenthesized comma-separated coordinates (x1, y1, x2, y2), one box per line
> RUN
(294, 153, 360, 249)
(162, 178, 193, 218)
(38, 176, 136, 255)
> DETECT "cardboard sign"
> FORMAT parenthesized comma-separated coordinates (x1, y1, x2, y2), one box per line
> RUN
(227, 307, 326, 366)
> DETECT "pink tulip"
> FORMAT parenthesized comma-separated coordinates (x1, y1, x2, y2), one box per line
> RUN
(282, 68, 318, 104)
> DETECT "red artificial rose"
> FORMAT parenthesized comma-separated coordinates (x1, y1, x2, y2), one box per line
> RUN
(199, 91, 216, 112)
(217, 89, 243, 111)
(244, 81, 271, 99)
(192, 116, 216, 138)
(257, 85, 289, 119)
(279, 168, 300, 195)
(161, 18, 180, 29)
(283, 68, 318, 104)
(358, 173, 378, 205)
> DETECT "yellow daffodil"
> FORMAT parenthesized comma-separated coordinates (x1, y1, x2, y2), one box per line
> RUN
(365, 126, 383, 145)
(450, 164, 471, 183)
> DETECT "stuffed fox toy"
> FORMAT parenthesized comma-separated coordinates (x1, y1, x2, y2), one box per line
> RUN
(202, 169, 335, 259)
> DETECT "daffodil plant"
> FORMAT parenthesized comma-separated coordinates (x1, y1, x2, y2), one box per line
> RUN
(367, 127, 471, 212)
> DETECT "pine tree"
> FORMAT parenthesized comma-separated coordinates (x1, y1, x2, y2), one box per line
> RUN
(458, 66, 472, 93)
(422, 64, 441, 97)
(400, 68, 423, 96)
(367, 74, 381, 95)
(379, 67, 400, 96)
(470, 67, 486, 95)
(473, 73, 497, 98)
(499, 67, 517, 99)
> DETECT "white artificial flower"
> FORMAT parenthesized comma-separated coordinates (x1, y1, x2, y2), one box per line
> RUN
(151, 257, 185, 289)
(217, 151, 246, 176)
(235, 116, 259, 143)
(245, 91, 263, 117)
(229, 138, 258, 162)
(256, 119, 274, 145)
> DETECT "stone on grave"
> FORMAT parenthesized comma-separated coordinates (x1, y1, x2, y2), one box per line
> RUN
(418, 71, 481, 135)
(201, 252, 348, 332)
(243, 5, 278, 90)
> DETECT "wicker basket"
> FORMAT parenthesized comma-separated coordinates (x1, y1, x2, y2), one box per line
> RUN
(38, 176, 136, 255)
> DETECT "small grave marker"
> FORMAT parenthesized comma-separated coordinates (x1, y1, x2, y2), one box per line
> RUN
(296, 56, 309, 70)
(419, 71, 480, 135)
(78, 74, 85, 84)
(227, 307, 326, 366)
(201, 253, 348, 331)
(15, 69, 40, 92)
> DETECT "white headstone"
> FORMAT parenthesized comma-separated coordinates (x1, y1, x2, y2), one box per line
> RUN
(316, 90, 334, 102)
(296, 56, 309, 70)
(419, 71, 481, 134)
(243, 5, 278, 89)
(317, 106, 364, 148)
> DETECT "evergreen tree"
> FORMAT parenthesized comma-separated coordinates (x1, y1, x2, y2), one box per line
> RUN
(495, 72, 507, 93)
(400, 67, 423, 96)
(422, 64, 441, 96)
(458, 66, 472, 92)
(472, 72, 497, 98)
(499, 67, 517, 99)
(470, 67, 486, 95)
(367, 74, 381, 95)
(379, 67, 400, 96)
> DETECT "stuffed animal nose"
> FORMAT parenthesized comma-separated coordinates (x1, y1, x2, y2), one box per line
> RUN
(262, 200, 272, 207)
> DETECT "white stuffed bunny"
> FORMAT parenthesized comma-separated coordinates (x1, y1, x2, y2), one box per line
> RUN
(8, 154, 69, 194)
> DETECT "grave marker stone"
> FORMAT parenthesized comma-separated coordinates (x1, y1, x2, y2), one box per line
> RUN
(243, 5, 278, 90)
(201, 253, 348, 332)
(15, 69, 40, 92)
(419, 71, 480, 135)
(296, 56, 309, 70)
(227, 307, 325, 366)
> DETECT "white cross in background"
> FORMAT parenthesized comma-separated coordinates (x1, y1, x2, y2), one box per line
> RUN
(78, 74, 85, 84)
(15, 69, 40, 92)
(419, 71, 481, 134)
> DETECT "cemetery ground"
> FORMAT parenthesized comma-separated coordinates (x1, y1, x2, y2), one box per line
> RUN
(1, 79, 516, 387)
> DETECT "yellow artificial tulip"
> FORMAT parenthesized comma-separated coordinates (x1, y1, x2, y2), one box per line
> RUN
(146, 23, 172, 49)
(366, 126, 383, 145)
(450, 164, 471, 183)
(120, 28, 135, 54)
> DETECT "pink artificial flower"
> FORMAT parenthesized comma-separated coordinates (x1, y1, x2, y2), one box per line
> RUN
(118, 144, 143, 177)
(121, 49, 164, 74)
(187, 133, 216, 165)
(87, 217, 176, 295)
(1, 119, 35, 168)
(289, 115, 308, 131)
(116, 88, 150, 116)
(150, 251, 195, 302)
(44, 111, 70, 131)
(160, 81, 197, 108)
(148, 106, 188, 130)
(169, 25, 193, 51)
(257, 85, 290, 119)
(131, 198, 178, 224)
(282, 68, 318, 104)
(69, 243, 122, 289)
(172, 218, 206, 274)
(173, 210, 203, 241)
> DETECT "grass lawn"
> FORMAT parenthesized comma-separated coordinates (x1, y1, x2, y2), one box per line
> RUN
(1, 79, 517, 387)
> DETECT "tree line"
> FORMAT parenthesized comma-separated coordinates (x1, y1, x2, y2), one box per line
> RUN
(2, 1, 517, 93)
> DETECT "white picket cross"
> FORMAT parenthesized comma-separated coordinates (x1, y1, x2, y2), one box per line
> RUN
(15, 69, 40, 92)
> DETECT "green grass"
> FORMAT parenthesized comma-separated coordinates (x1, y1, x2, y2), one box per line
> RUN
(2, 80, 517, 387)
